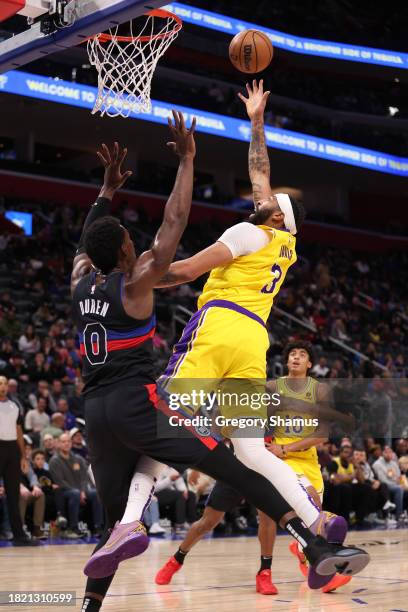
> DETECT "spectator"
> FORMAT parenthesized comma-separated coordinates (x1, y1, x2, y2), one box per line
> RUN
(0, 376, 38, 546)
(155, 467, 197, 534)
(399, 456, 408, 491)
(49, 354, 69, 383)
(70, 428, 88, 461)
(57, 398, 76, 431)
(4, 354, 29, 383)
(41, 433, 56, 464)
(368, 444, 383, 466)
(32, 449, 58, 522)
(27, 354, 52, 384)
(324, 443, 355, 523)
(395, 438, 408, 458)
(49, 433, 102, 538)
(20, 449, 46, 539)
(351, 448, 393, 524)
(0, 307, 21, 338)
(64, 356, 78, 383)
(24, 397, 50, 437)
(48, 380, 66, 413)
(68, 380, 85, 418)
(28, 380, 50, 411)
(18, 325, 41, 355)
(0, 338, 13, 363)
(40, 413, 65, 442)
(311, 357, 330, 378)
(7, 379, 25, 416)
(61, 336, 81, 368)
(330, 318, 349, 342)
(373, 446, 406, 521)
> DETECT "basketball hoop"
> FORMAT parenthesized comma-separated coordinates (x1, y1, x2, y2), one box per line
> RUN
(87, 9, 182, 118)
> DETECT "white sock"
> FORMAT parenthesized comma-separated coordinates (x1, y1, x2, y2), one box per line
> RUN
(231, 428, 320, 527)
(120, 456, 166, 525)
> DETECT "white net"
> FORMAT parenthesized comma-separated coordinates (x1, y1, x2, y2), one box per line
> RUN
(87, 10, 181, 118)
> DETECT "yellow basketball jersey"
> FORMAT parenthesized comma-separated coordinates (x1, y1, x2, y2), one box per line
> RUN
(274, 376, 319, 461)
(332, 456, 354, 476)
(197, 226, 297, 323)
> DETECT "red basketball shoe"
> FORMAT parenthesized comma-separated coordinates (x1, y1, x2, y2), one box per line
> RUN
(322, 574, 352, 593)
(155, 556, 183, 585)
(256, 570, 278, 595)
(289, 540, 308, 577)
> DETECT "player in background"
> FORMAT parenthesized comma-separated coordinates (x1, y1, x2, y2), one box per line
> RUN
(268, 341, 352, 593)
(71, 113, 369, 611)
(155, 342, 351, 594)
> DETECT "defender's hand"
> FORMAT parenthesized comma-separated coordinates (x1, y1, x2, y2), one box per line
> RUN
(238, 79, 270, 120)
(167, 110, 196, 159)
(97, 142, 133, 199)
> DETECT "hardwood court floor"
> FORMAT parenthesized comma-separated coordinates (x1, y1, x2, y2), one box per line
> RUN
(0, 529, 407, 611)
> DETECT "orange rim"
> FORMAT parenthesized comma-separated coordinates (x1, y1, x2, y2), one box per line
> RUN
(92, 9, 182, 43)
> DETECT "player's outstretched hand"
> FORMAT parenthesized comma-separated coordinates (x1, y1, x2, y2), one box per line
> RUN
(97, 142, 133, 199)
(238, 79, 270, 120)
(167, 110, 196, 159)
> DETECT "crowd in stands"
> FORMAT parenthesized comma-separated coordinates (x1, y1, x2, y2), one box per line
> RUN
(11, 56, 406, 156)
(0, 194, 407, 541)
(2, 2, 407, 156)
(151, 73, 407, 156)
(189, 0, 408, 53)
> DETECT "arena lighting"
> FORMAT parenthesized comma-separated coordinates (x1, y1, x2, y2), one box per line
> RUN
(0, 69, 407, 177)
(164, 3, 408, 69)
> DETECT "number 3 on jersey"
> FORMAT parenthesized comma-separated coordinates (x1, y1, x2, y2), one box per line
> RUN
(83, 323, 108, 365)
(261, 264, 282, 294)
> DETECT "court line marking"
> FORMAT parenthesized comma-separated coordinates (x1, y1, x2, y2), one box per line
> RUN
(103, 580, 303, 599)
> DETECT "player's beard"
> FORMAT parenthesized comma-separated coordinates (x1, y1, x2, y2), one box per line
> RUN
(248, 206, 273, 225)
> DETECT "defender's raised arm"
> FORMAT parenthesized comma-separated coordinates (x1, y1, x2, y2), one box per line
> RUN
(124, 111, 196, 296)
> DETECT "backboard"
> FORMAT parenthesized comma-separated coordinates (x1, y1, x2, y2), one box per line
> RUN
(0, 0, 167, 73)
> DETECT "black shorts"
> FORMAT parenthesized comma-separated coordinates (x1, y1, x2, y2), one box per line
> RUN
(84, 381, 219, 510)
(206, 480, 244, 513)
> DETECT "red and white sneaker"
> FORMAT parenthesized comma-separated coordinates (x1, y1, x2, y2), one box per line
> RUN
(256, 570, 278, 595)
(155, 556, 182, 585)
(289, 541, 308, 577)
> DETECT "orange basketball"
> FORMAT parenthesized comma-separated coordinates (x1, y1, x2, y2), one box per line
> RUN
(229, 29, 273, 74)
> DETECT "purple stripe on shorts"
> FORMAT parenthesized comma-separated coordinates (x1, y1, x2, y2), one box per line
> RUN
(201, 300, 266, 328)
(163, 300, 265, 378)
(163, 308, 205, 377)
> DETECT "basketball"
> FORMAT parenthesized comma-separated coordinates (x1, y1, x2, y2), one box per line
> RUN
(229, 29, 273, 73)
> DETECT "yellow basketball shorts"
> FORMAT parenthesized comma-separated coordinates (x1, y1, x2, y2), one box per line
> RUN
(284, 456, 324, 499)
(160, 301, 269, 421)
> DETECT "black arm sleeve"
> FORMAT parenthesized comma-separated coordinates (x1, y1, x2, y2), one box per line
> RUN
(76, 197, 112, 255)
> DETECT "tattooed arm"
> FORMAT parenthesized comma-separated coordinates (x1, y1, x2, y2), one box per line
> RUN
(238, 79, 273, 204)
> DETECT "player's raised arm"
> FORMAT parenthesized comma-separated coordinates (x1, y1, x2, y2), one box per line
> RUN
(238, 79, 273, 205)
(125, 111, 196, 294)
(70, 142, 132, 294)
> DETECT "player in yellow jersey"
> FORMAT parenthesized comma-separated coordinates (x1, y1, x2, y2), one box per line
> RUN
(117, 82, 351, 587)
(266, 341, 352, 593)
(155, 342, 351, 594)
(153, 81, 346, 543)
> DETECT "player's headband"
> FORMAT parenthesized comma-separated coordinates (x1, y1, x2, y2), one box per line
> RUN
(275, 193, 297, 235)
